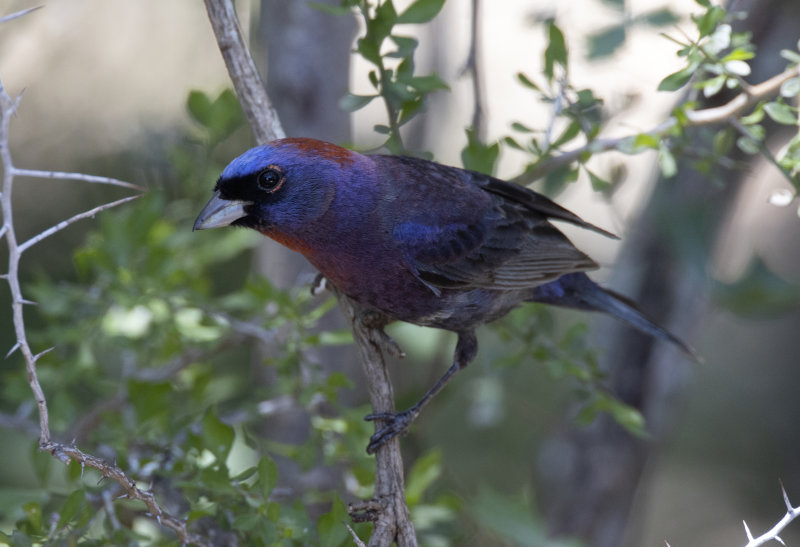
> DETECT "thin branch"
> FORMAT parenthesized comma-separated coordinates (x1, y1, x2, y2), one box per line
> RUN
(515, 65, 800, 185)
(39, 441, 208, 545)
(1, 65, 202, 544)
(462, 0, 485, 139)
(12, 168, 144, 191)
(203, 0, 285, 144)
(0, 6, 43, 25)
(18, 194, 141, 253)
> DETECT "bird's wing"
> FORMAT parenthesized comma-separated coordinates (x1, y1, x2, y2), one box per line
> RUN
(395, 202, 598, 292)
(478, 176, 618, 239)
(379, 155, 606, 292)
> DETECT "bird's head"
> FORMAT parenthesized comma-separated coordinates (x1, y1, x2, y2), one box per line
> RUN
(193, 138, 358, 237)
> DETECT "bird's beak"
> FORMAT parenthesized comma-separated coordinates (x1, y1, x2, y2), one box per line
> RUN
(193, 191, 250, 231)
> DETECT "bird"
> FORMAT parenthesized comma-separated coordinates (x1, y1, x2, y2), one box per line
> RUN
(194, 137, 696, 453)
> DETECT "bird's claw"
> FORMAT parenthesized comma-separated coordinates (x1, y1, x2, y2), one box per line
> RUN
(364, 409, 419, 454)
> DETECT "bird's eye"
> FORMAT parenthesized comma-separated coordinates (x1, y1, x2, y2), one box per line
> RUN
(256, 166, 284, 193)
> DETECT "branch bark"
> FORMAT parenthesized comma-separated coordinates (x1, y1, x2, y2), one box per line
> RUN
(203, 1, 417, 544)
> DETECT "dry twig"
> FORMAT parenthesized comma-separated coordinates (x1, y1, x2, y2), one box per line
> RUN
(0, 11, 207, 544)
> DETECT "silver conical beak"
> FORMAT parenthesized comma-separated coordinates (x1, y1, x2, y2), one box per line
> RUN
(193, 191, 250, 231)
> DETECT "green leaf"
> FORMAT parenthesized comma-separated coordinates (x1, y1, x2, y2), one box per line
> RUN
(712, 127, 735, 156)
(317, 496, 350, 547)
(339, 93, 376, 112)
(407, 73, 449, 93)
(780, 77, 800, 98)
(550, 120, 581, 149)
(187, 89, 245, 144)
(605, 396, 647, 437)
(599, 0, 624, 10)
(721, 48, 755, 62)
(658, 142, 677, 177)
(258, 454, 279, 499)
(700, 74, 726, 97)
(405, 449, 442, 506)
(516, 72, 540, 91)
(503, 136, 524, 151)
(633, 133, 659, 149)
(57, 489, 87, 528)
(544, 21, 568, 80)
(640, 7, 680, 27)
(780, 49, 800, 64)
(740, 105, 764, 125)
(128, 380, 172, 424)
(764, 101, 797, 125)
(736, 136, 760, 154)
(187, 90, 212, 126)
(657, 63, 696, 91)
(691, 4, 726, 37)
(202, 408, 235, 462)
(586, 24, 626, 60)
(396, 0, 445, 24)
(21, 502, 42, 534)
(370, 0, 398, 41)
(461, 128, 500, 175)
(389, 35, 419, 58)
(586, 169, 612, 193)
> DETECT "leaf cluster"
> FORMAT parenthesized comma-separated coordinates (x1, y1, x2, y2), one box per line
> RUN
(324, 0, 449, 153)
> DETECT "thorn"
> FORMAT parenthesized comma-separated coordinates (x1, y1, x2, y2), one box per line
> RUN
(97, 475, 106, 486)
(5, 342, 20, 358)
(157, 514, 162, 526)
(18, 298, 37, 306)
(345, 523, 367, 547)
(743, 520, 754, 540)
(780, 479, 793, 510)
(775, 535, 786, 546)
(33, 347, 55, 362)
(81, 459, 85, 479)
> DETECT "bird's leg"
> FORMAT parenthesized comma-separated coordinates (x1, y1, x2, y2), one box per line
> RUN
(365, 330, 478, 454)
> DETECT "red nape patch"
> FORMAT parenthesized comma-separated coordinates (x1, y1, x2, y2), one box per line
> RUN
(276, 138, 356, 167)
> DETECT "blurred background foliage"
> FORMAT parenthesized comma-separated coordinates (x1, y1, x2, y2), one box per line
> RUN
(1, 0, 800, 546)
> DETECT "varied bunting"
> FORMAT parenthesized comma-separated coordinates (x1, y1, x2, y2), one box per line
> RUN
(194, 137, 695, 453)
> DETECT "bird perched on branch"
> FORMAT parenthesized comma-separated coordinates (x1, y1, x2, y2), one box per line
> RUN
(194, 137, 696, 453)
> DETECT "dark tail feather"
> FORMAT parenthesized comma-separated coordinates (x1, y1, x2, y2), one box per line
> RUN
(530, 272, 701, 362)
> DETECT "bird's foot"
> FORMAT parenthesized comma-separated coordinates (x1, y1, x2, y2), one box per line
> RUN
(364, 408, 420, 454)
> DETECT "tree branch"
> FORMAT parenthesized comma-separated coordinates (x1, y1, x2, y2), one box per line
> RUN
(202, 1, 417, 544)
(203, 0, 285, 144)
(0, 10, 204, 542)
(18, 194, 141, 253)
(515, 65, 800, 184)
(12, 167, 143, 191)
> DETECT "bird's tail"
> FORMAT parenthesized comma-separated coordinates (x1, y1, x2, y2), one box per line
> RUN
(529, 272, 700, 362)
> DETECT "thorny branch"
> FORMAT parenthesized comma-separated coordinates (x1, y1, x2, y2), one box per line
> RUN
(742, 483, 800, 547)
(0, 12, 207, 546)
(203, 0, 418, 544)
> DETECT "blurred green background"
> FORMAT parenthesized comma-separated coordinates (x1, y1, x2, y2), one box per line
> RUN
(2, 0, 800, 545)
